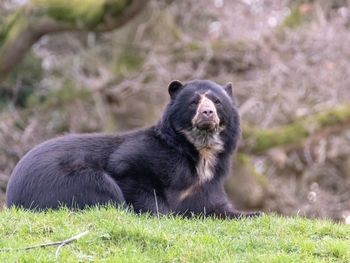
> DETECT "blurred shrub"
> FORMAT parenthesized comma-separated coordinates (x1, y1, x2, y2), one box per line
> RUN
(1, 53, 42, 108)
(114, 46, 144, 77)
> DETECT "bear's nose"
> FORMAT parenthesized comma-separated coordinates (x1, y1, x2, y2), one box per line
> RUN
(202, 108, 214, 118)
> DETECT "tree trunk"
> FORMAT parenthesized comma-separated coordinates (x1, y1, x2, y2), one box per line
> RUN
(0, 0, 148, 83)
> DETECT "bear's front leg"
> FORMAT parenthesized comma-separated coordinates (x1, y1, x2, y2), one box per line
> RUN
(131, 189, 170, 216)
(206, 183, 261, 219)
(209, 203, 261, 219)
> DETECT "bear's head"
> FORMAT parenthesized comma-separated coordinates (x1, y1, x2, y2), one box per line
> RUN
(160, 80, 240, 155)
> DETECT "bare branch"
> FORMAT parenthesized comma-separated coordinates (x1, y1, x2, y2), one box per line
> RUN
(0, 230, 89, 252)
(242, 104, 350, 154)
(0, 0, 149, 83)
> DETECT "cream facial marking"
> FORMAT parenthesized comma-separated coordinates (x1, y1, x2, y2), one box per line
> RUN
(182, 92, 224, 185)
(192, 93, 220, 128)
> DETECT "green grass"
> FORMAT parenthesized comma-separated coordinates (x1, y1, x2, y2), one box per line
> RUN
(0, 207, 349, 262)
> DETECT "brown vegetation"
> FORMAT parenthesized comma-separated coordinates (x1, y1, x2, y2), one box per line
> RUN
(1, 0, 350, 221)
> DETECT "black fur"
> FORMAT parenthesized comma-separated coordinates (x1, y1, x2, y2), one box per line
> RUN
(6, 80, 259, 218)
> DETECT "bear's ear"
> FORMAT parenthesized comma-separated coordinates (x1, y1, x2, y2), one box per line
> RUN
(224, 82, 233, 97)
(168, 80, 184, 99)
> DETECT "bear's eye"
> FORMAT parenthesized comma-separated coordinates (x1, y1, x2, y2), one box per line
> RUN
(189, 100, 198, 107)
(214, 98, 221, 105)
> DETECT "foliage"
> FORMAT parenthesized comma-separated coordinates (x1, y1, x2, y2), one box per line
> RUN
(33, 0, 131, 29)
(0, 53, 43, 108)
(283, 6, 305, 28)
(114, 46, 144, 77)
(0, 207, 349, 262)
(0, 0, 145, 82)
(1, 0, 350, 221)
(26, 81, 91, 109)
(242, 104, 350, 153)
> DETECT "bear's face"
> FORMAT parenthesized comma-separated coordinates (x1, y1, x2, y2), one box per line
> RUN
(166, 80, 239, 151)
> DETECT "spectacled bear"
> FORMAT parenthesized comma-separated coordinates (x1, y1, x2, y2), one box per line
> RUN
(6, 80, 260, 218)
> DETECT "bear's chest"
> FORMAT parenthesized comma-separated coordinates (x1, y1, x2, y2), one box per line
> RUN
(196, 148, 218, 183)
(169, 151, 215, 204)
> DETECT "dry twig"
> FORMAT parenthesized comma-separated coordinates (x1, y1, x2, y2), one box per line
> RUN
(0, 230, 89, 255)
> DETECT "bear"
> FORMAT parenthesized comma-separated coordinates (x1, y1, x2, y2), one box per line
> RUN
(6, 80, 260, 218)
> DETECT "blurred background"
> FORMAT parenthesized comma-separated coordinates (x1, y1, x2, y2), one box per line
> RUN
(1, 0, 350, 222)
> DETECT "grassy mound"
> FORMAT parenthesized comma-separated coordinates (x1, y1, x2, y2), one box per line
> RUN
(0, 207, 349, 262)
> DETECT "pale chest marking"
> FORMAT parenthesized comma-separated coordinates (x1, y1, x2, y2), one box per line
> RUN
(178, 184, 198, 202)
(178, 140, 224, 202)
(197, 147, 218, 183)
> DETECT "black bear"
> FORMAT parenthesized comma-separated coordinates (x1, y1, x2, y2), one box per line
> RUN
(6, 80, 259, 218)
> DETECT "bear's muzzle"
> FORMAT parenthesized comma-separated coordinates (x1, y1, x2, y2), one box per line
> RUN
(192, 94, 220, 131)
